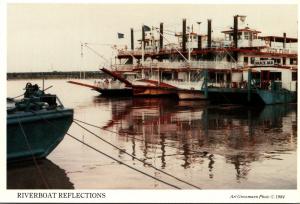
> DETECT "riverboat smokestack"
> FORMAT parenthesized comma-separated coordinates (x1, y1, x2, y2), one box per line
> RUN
(233, 15, 238, 48)
(182, 18, 187, 52)
(283, 32, 286, 49)
(131, 28, 134, 50)
(233, 15, 239, 61)
(160, 22, 163, 51)
(207, 19, 212, 48)
(198, 35, 202, 49)
(142, 25, 145, 49)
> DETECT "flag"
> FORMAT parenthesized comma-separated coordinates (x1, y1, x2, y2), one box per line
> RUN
(117, 33, 124, 39)
(143, 25, 151, 31)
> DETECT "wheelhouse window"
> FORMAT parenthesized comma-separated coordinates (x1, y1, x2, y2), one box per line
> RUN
(244, 57, 249, 64)
(244, 32, 249, 40)
(250, 57, 255, 64)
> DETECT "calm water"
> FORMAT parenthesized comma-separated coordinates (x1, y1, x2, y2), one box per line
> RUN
(7, 79, 297, 189)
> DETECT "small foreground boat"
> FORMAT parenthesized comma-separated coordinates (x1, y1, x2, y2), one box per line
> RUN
(7, 83, 73, 163)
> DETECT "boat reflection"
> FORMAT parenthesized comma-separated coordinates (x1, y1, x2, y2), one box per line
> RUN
(94, 97, 296, 182)
(7, 159, 74, 189)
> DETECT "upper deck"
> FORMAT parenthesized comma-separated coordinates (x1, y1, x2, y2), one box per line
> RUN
(116, 18, 297, 60)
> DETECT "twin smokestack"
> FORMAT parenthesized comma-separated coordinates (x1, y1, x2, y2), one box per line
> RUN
(132, 16, 288, 52)
(131, 23, 164, 51)
(131, 19, 210, 52)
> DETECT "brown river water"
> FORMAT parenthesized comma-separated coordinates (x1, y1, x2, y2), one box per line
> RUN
(7, 79, 297, 189)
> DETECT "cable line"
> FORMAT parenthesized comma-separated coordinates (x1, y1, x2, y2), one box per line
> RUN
(17, 119, 50, 189)
(73, 121, 201, 189)
(68, 134, 181, 189)
(74, 118, 208, 156)
(29, 111, 182, 189)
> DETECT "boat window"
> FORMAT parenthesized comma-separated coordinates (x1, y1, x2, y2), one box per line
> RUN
(283, 57, 286, 65)
(216, 73, 224, 83)
(162, 72, 172, 80)
(250, 57, 255, 64)
(292, 72, 297, 81)
(238, 33, 242, 40)
(252, 72, 260, 80)
(244, 32, 249, 40)
(290, 58, 297, 65)
(209, 72, 216, 83)
(226, 54, 231, 62)
(249, 33, 253, 41)
(244, 57, 249, 64)
(272, 58, 281, 65)
(270, 72, 281, 81)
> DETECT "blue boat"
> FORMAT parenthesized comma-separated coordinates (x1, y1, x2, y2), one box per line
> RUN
(205, 67, 297, 105)
(7, 83, 73, 163)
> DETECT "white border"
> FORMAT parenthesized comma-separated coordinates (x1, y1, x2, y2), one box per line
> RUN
(2, 0, 299, 203)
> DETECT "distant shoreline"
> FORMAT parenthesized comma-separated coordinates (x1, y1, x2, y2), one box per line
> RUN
(7, 71, 107, 80)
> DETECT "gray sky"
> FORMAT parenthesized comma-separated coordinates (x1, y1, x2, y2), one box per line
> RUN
(7, 4, 298, 72)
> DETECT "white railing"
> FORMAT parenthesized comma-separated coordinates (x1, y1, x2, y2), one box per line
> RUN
(161, 80, 203, 90)
(263, 47, 298, 55)
(118, 40, 297, 56)
(118, 50, 153, 56)
(252, 39, 266, 47)
(95, 80, 127, 89)
(113, 64, 137, 71)
(141, 61, 245, 70)
(150, 61, 189, 69)
(189, 61, 244, 69)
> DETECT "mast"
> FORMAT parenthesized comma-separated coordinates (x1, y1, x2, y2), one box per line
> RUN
(188, 25, 191, 86)
(207, 19, 212, 48)
(130, 28, 134, 50)
(182, 19, 187, 53)
(142, 25, 145, 78)
(159, 23, 164, 51)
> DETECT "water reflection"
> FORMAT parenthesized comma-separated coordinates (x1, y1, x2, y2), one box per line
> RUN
(94, 97, 297, 182)
(7, 159, 74, 189)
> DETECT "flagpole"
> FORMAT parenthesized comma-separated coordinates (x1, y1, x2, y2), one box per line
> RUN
(142, 41, 145, 79)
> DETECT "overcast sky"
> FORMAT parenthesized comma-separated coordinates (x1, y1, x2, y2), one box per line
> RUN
(7, 4, 298, 72)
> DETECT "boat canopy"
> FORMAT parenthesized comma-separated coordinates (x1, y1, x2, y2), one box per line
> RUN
(258, 36, 298, 43)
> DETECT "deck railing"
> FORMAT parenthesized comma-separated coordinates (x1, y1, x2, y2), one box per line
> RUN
(141, 61, 244, 70)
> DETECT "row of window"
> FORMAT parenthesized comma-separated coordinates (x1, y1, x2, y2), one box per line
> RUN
(208, 72, 297, 82)
(244, 57, 297, 65)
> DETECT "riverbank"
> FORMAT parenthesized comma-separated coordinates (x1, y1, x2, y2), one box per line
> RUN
(7, 71, 107, 80)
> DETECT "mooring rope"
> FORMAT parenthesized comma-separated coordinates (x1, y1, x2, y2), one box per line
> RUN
(29, 111, 182, 189)
(17, 119, 50, 189)
(73, 120, 201, 189)
(67, 134, 181, 189)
